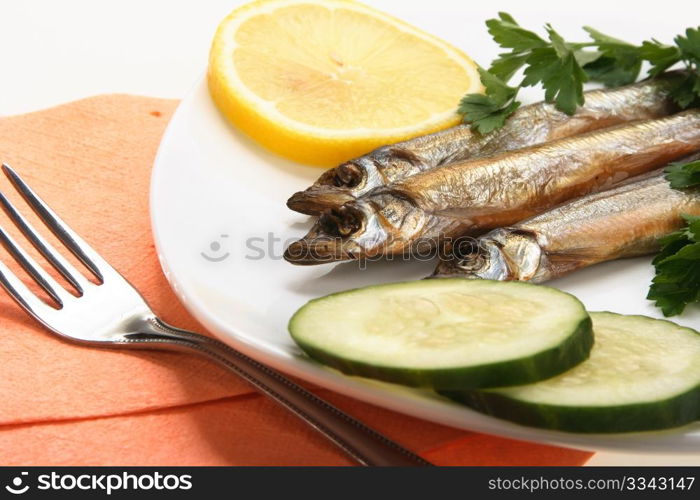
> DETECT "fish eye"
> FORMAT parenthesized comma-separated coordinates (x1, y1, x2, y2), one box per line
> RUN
(452, 237, 479, 259)
(333, 163, 362, 188)
(456, 252, 486, 271)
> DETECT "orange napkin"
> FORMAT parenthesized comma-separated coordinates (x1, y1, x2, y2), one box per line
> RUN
(0, 96, 593, 466)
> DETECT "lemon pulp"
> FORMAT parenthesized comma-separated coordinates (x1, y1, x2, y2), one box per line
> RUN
(208, 0, 482, 166)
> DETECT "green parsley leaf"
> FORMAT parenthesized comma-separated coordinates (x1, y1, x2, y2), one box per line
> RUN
(572, 49, 603, 68)
(583, 55, 641, 86)
(476, 67, 519, 103)
(459, 68, 520, 134)
(582, 27, 630, 48)
(665, 159, 700, 189)
(459, 96, 520, 134)
(639, 39, 681, 76)
(669, 73, 700, 108)
(488, 52, 529, 81)
(521, 29, 587, 115)
(686, 214, 700, 241)
(547, 24, 570, 57)
(457, 14, 700, 133)
(493, 12, 517, 24)
(485, 12, 547, 52)
(581, 27, 642, 86)
(648, 215, 700, 316)
(675, 27, 700, 61)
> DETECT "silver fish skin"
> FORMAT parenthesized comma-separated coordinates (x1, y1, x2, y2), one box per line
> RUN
(286, 73, 683, 215)
(284, 111, 700, 265)
(432, 156, 700, 282)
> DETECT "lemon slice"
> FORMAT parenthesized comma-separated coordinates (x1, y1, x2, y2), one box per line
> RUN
(208, 0, 482, 166)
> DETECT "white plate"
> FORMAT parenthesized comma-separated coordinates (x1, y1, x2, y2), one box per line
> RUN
(150, 1, 700, 453)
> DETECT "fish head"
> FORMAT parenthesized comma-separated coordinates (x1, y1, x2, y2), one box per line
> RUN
(284, 195, 428, 264)
(286, 146, 424, 215)
(432, 228, 543, 281)
(286, 163, 360, 215)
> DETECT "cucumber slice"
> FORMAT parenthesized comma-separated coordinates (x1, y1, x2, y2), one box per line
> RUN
(290, 279, 592, 389)
(442, 312, 700, 433)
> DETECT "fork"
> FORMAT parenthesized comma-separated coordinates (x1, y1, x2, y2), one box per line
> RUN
(0, 163, 430, 467)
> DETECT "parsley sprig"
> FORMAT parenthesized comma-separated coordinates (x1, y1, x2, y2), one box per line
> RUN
(646, 159, 700, 316)
(648, 214, 700, 317)
(665, 159, 700, 189)
(459, 13, 700, 133)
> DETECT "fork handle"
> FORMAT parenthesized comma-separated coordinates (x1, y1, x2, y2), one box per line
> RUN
(127, 318, 431, 467)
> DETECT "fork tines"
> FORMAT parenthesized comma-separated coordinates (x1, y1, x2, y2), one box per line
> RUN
(0, 164, 106, 313)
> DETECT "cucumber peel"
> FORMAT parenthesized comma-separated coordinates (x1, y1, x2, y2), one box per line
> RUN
(290, 279, 592, 389)
(442, 312, 700, 433)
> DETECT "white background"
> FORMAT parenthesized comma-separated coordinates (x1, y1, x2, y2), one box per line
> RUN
(2, 0, 697, 115)
(2, 0, 700, 465)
